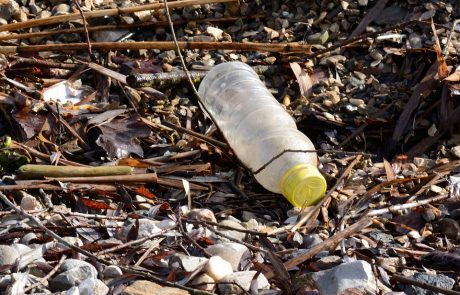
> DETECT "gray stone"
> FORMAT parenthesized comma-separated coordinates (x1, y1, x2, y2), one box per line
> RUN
(400, 273, 455, 295)
(207, 242, 251, 271)
(11, 243, 31, 255)
(169, 253, 208, 272)
(374, 6, 407, 25)
(120, 219, 161, 241)
(64, 286, 80, 295)
(307, 31, 329, 45)
(0, 245, 20, 266)
(52, 3, 70, 15)
(312, 260, 378, 295)
(216, 219, 246, 241)
(312, 255, 342, 270)
(302, 234, 323, 249)
(57, 237, 83, 249)
(92, 30, 130, 42)
(191, 273, 215, 292)
(369, 231, 394, 244)
(50, 259, 97, 290)
(218, 271, 270, 294)
(78, 278, 109, 295)
(188, 208, 217, 223)
(103, 265, 123, 279)
(0, 0, 19, 21)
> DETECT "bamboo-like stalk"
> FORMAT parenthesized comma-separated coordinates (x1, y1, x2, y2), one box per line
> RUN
(17, 164, 133, 179)
(0, 15, 265, 42)
(0, 0, 236, 32)
(0, 41, 312, 54)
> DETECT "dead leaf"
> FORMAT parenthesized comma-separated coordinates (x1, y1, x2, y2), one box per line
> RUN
(290, 62, 313, 99)
(383, 159, 396, 181)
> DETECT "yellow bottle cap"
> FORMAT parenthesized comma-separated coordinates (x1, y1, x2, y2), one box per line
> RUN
(280, 164, 327, 207)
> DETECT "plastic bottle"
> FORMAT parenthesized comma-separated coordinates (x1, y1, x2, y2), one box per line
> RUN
(197, 62, 327, 207)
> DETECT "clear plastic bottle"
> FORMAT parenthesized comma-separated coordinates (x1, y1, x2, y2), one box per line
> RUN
(198, 62, 326, 207)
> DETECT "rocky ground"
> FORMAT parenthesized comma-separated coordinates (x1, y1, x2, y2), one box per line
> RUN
(0, 0, 459, 294)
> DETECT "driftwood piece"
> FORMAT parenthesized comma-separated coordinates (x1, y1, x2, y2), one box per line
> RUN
(17, 164, 133, 179)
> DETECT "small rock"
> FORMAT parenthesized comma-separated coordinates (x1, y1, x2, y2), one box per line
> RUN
(376, 257, 405, 273)
(121, 280, 189, 295)
(78, 278, 109, 295)
(169, 253, 208, 272)
(191, 273, 215, 292)
(433, 218, 460, 240)
(103, 265, 123, 279)
(216, 219, 246, 241)
(358, 0, 368, 6)
(0, 0, 19, 21)
(11, 244, 31, 256)
(0, 245, 19, 266)
(205, 256, 233, 281)
(407, 230, 421, 239)
(312, 255, 342, 270)
(52, 3, 70, 15)
(206, 26, 224, 41)
(369, 231, 394, 244)
(400, 273, 455, 295)
(312, 260, 378, 295)
(218, 271, 270, 294)
(50, 259, 97, 290)
(349, 98, 365, 106)
(57, 236, 84, 250)
(120, 219, 161, 242)
(307, 31, 329, 45)
(133, 10, 152, 22)
(19, 192, 42, 210)
(264, 27, 279, 39)
(451, 146, 460, 159)
(92, 30, 129, 42)
(302, 234, 323, 249)
(320, 55, 346, 65)
(187, 208, 217, 223)
(430, 185, 443, 194)
(374, 6, 407, 25)
(65, 286, 80, 295)
(206, 242, 251, 271)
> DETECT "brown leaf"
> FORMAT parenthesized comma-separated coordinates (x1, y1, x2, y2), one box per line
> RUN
(134, 186, 156, 199)
(444, 71, 460, 82)
(383, 159, 396, 181)
(290, 62, 313, 99)
(80, 198, 114, 210)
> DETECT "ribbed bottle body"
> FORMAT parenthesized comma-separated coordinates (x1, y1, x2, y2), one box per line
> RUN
(198, 62, 317, 193)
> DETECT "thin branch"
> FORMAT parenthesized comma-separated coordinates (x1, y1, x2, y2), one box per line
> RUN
(24, 254, 67, 292)
(0, 41, 313, 55)
(72, 0, 92, 54)
(0, 0, 236, 32)
(392, 275, 460, 295)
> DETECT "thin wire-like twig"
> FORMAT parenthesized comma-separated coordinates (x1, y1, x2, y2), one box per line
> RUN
(72, 0, 92, 55)
(25, 255, 67, 292)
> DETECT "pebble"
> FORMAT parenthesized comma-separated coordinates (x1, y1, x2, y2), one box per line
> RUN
(0, 245, 20, 267)
(433, 218, 460, 240)
(52, 3, 70, 15)
(216, 219, 246, 242)
(121, 280, 189, 295)
(451, 146, 460, 159)
(400, 273, 455, 295)
(407, 230, 421, 239)
(307, 31, 329, 45)
(205, 256, 233, 281)
(0, 0, 19, 21)
(312, 260, 378, 294)
(358, 0, 368, 6)
(302, 234, 323, 249)
(103, 265, 123, 279)
(349, 98, 365, 107)
(206, 242, 251, 271)
(169, 253, 208, 272)
(92, 30, 130, 42)
(78, 278, 109, 295)
(57, 236, 84, 250)
(374, 6, 407, 25)
(430, 185, 443, 194)
(369, 231, 394, 244)
(312, 255, 342, 270)
(120, 218, 161, 242)
(65, 286, 80, 295)
(50, 259, 98, 290)
(218, 271, 270, 294)
(376, 257, 405, 273)
(191, 273, 216, 292)
(187, 208, 217, 223)
(206, 26, 224, 41)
